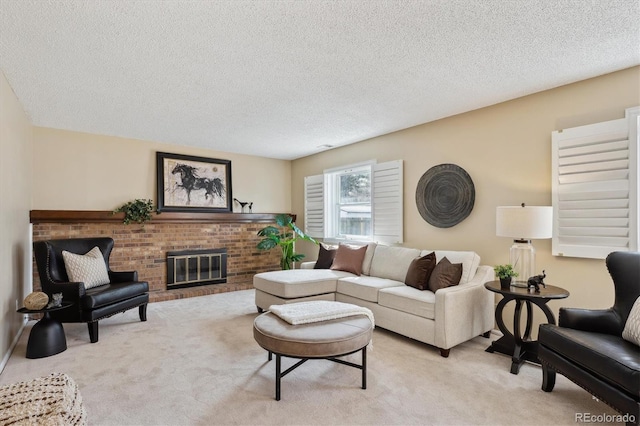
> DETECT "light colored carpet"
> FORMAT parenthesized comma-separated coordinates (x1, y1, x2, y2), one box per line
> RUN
(0, 289, 618, 426)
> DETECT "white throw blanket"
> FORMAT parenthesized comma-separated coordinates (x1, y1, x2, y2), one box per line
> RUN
(270, 301, 375, 327)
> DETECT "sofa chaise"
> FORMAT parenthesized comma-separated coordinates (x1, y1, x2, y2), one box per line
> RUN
(254, 243, 495, 357)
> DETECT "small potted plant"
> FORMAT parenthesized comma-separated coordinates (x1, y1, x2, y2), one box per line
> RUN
(494, 264, 518, 289)
(113, 199, 156, 229)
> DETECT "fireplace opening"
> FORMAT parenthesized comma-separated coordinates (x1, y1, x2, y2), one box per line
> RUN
(166, 248, 227, 289)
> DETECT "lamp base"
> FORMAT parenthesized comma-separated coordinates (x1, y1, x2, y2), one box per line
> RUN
(510, 239, 535, 287)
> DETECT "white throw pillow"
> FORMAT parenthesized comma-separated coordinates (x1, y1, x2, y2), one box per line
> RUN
(62, 246, 110, 289)
(622, 296, 640, 346)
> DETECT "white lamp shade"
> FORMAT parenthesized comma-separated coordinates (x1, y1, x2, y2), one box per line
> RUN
(496, 206, 552, 240)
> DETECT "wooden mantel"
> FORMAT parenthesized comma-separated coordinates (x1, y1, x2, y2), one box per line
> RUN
(30, 210, 294, 224)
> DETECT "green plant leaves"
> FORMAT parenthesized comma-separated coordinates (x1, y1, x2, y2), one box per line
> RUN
(256, 214, 318, 270)
(113, 199, 155, 228)
(494, 264, 518, 278)
(257, 238, 278, 251)
(257, 226, 280, 237)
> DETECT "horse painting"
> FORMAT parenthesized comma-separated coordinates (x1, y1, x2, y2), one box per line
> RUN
(171, 163, 225, 205)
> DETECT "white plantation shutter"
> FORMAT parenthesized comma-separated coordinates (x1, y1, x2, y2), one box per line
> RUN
(552, 107, 639, 259)
(303, 159, 404, 242)
(372, 160, 403, 244)
(304, 174, 325, 238)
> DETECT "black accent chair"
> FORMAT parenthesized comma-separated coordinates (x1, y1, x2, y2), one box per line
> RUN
(538, 251, 640, 425)
(33, 238, 149, 343)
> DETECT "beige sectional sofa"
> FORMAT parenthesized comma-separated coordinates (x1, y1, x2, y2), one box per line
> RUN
(254, 243, 495, 357)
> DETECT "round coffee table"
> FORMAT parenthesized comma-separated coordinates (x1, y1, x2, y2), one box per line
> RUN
(484, 281, 569, 374)
(17, 302, 73, 359)
(253, 310, 373, 400)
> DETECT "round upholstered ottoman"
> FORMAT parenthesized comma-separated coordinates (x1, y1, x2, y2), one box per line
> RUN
(253, 309, 373, 400)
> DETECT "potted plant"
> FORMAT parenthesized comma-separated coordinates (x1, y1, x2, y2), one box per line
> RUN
(257, 214, 318, 270)
(113, 199, 156, 229)
(494, 264, 518, 289)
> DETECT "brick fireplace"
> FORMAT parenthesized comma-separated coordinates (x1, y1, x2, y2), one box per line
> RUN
(30, 210, 284, 303)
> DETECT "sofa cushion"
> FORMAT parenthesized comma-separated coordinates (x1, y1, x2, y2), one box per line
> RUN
(82, 281, 149, 309)
(369, 245, 421, 282)
(404, 252, 437, 290)
(314, 244, 337, 269)
(422, 250, 480, 284)
(361, 242, 377, 276)
(331, 244, 368, 275)
(539, 324, 640, 397)
(378, 286, 436, 320)
(254, 269, 352, 299)
(428, 257, 463, 292)
(337, 276, 405, 303)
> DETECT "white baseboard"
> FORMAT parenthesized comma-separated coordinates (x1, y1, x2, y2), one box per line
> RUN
(0, 317, 27, 375)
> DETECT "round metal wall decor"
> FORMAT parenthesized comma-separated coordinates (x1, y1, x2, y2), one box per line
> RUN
(415, 163, 475, 228)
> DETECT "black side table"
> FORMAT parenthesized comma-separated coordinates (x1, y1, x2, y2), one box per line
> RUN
(484, 281, 569, 374)
(17, 302, 73, 359)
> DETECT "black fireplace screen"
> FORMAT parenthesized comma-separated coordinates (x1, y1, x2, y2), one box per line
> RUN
(166, 248, 227, 289)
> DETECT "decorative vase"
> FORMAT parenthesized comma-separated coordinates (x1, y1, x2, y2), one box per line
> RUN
(499, 277, 512, 289)
(24, 292, 49, 310)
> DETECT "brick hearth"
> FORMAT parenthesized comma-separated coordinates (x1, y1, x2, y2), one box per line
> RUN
(30, 211, 284, 303)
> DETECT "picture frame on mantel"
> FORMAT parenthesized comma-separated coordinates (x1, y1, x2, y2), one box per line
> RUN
(156, 152, 233, 213)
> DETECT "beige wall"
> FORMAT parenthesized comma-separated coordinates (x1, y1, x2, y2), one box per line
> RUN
(0, 71, 32, 370)
(2, 65, 638, 366)
(4, 103, 291, 369)
(32, 128, 292, 213)
(292, 66, 640, 327)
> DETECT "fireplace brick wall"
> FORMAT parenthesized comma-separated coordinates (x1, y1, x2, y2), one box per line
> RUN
(31, 214, 284, 303)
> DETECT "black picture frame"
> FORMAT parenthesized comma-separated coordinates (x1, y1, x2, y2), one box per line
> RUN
(156, 152, 233, 213)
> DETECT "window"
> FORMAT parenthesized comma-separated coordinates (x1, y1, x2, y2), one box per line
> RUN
(304, 160, 403, 244)
(551, 106, 639, 259)
(332, 164, 372, 239)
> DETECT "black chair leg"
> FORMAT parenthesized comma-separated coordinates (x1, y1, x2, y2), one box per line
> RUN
(88, 322, 99, 343)
(541, 363, 556, 392)
(139, 304, 147, 322)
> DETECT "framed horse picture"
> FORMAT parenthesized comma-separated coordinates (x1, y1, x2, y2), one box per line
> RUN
(156, 152, 233, 213)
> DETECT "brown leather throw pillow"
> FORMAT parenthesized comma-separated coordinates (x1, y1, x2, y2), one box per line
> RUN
(428, 256, 463, 292)
(404, 252, 437, 290)
(330, 244, 368, 275)
(314, 244, 337, 269)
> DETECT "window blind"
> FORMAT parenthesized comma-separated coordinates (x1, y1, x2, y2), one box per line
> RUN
(551, 107, 639, 259)
(372, 160, 404, 244)
(304, 174, 325, 238)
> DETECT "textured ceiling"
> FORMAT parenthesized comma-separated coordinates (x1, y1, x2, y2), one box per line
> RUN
(1, 1, 638, 160)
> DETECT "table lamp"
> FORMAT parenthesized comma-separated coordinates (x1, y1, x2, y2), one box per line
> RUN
(496, 203, 552, 287)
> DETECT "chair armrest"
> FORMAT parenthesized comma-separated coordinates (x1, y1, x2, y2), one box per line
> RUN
(559, 307, 623, 335)
(109, 270, 139, 282)
(43, 281, 86, 302)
